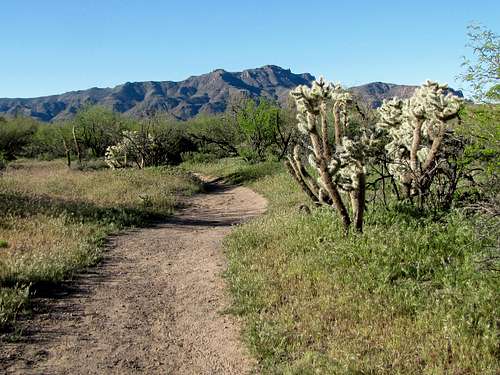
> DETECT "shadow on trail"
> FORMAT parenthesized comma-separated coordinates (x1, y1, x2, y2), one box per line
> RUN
(0, 178, 259, 343)
(0, 191, 170, 229)
(1, 268, 109, 346)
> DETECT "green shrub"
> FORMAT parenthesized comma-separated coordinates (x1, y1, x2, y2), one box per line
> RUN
(0, 117, 39, 160)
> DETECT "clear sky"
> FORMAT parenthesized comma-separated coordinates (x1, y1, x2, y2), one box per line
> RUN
(0, 0, 498, 98)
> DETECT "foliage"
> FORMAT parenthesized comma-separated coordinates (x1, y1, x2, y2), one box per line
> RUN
(459, 24, 500, 103)
(24, 122, 72, 161)
(457, 104, 500, 183)
(105, 115, 196, 168)
(233, 98, 297, 162)
(0, 116, 39, 160)
(187, 115, 242, 158)
(105, 130, 155, 169)
(72, 106, 126, 158)
(0, 287, 29, 329)
(0, 153, 7, 172)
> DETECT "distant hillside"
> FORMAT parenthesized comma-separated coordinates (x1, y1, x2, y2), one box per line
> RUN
(350, 82, 464, 108)
(0, 66, 314, 122)
(0, 67, 463, 122)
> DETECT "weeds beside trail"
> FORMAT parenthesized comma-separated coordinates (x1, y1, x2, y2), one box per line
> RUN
(0, 160, 201, 330)
(186, 158, 499, 374)
(1, 174, 266, 374)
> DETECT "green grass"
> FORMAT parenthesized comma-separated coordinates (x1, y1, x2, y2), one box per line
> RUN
(0, 159, 201, 330)
(189, 158, 500, 374)
(182, 157, 284, 186)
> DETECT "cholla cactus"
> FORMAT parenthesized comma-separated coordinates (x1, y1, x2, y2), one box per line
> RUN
(105, 144, 126, 169)
(287, 77, 377, 232)
(105, 130, 154, 169)
(377, 81, 462, 200)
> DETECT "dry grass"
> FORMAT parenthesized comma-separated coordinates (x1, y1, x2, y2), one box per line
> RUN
(0, 159, 201, 329)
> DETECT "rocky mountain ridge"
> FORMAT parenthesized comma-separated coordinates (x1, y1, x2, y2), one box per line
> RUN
(0, 66, 462, 121)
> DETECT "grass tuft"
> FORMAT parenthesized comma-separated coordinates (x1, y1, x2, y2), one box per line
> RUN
(0, 159, 201, 330)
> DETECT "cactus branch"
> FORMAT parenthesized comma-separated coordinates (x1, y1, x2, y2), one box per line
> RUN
(285, 158, 320, 204)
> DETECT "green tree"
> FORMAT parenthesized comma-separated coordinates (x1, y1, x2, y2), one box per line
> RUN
(0, 116, 39, 160)
(187, 115, 242, 157)
(235, 98, 296, 162)
(25, 122, 74, 160)
(73, 106, 125, 157)
(459, 24, 499, 103)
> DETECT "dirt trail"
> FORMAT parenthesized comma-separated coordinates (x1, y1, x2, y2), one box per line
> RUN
(0, 178, 267, 374)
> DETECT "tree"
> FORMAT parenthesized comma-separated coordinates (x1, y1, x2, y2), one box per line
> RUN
(0, 116, 38, 160)
(187, 115, 242, 157)
(72, 106, 125, 158)
(24, 122, 72, 161)
(234, 98, 296, 162)
(459, 24, 499, 103)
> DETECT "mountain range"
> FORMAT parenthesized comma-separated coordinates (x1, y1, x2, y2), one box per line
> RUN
(0, 65, 463, 122)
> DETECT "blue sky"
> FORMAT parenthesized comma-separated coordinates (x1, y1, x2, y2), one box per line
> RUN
(0, 0, 498, 98)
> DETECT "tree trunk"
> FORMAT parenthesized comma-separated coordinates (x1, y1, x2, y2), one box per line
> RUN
(72, 126, 82, 164)
(62, 138, 71, 168)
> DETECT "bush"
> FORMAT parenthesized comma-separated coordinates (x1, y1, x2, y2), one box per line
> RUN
(0, 117, 39, 160)
(105, 114, 197, 169)
(180, 151, 218, 164)
(235, 98, 297, 162)
(72, 106, 126, 158)
(24, 122, 72, 160)
(187, 115, 241, 157)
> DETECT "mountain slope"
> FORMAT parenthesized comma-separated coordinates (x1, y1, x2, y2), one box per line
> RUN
(350, 82, 464, 108)
(0, 66, 314, 121)
(0, 67, 462, 122)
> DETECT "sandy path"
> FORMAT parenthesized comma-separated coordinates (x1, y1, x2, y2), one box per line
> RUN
(0, 179, 267, 374)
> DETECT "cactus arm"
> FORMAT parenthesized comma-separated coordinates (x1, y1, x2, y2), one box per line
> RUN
(333, 103, 343, 146)
(292, 145, 328, 204)
(409, 117, 424, 173)
(308, 114, 350, 226)
(320, 104, 332, 160)
(285, 158, 320, 204)
(421, 121, 446, 174)
(318, 156, 352, 230)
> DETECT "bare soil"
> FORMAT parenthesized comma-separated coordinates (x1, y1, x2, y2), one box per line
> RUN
(0, 178, 267, 374)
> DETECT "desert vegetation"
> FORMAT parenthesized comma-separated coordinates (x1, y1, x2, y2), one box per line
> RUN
(184, 30, 498, 371)
(0, 24, 498, 374)
(0, 160, 201, 329)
